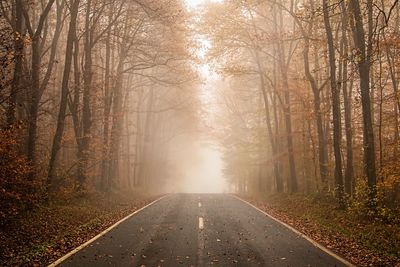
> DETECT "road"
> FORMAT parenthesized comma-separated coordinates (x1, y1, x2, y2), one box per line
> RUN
(56, 194, 349, 267)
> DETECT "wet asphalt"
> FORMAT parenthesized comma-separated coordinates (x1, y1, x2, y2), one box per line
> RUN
(58, 194, 348, 267)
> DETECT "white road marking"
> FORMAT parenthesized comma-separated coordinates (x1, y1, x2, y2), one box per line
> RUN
(198, 202, 202, 208)
(197, 217, 205, 266)
(48, 195, 167, 267)
(198, 217, 204, 230)
(233, 195, 355, 267)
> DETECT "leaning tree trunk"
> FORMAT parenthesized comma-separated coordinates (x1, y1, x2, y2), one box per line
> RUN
(47, 0, 80, 187)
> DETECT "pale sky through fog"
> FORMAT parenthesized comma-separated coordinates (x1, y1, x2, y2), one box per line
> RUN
(185, 0, 222, 9)
(175, 0, 228, 193)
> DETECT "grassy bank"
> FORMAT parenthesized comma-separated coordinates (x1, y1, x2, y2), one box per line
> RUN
(0, 192, 158, 266)
(242, 193, 400, 266)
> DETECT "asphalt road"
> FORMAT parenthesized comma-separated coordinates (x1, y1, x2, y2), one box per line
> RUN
(57, 194, 349, 267)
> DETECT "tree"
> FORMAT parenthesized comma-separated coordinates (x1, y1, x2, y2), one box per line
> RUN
(349, 0, 377, 201)
(47, 0, 80, 187)
(22, 0, 56, 177)
(322, 0, 344, 204)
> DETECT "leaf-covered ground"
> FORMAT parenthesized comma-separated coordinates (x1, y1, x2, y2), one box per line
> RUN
(242, 194, 400, 267)
(0, 193, 158, 266)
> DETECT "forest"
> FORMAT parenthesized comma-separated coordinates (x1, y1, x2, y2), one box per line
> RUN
(0, 0, 399, 266)
(0, 0, 199, 202)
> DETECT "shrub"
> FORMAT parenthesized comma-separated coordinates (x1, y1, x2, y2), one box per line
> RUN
(0, 125, 41, 224)
(349, 179, 400, 224)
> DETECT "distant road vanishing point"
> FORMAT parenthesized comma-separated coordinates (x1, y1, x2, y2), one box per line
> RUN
(50, 194, 352, 267)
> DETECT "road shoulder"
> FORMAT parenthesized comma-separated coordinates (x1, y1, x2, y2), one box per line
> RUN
(0, 194, 162, 266)
(238, 194, 400, 266)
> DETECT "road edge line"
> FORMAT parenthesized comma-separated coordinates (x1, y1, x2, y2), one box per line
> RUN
(233, 195, 355, 267)
(48, 195, 167, 267)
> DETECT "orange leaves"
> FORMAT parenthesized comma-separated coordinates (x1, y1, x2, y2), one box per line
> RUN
(0, 125, 39, 222)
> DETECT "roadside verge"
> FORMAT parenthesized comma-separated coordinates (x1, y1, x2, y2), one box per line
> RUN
(0, 194, 165, 266)
(234, 195, 354, 267)
(236, 194, 400, 266)
(48, 195, 166, 266)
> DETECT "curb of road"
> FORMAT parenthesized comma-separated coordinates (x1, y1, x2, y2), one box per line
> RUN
(234, 195, 355, 267)
(47, 195, 167, 267)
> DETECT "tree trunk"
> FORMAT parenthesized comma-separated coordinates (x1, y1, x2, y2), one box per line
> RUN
(77, 0, 93, 189)
(26, 35, 41, 178)
(275, 4, 297, 193)
(138, 87, 154, 189)
(340, 0, 354, 195)
(23, 0, 56, 179)
(323, 0, 344, 205)
(101, 7, 113, 192)
(349, 0, 377, 200)
(303, 29, 329, 190)
(255, 54, 283, 193)
(7, 0, 24, 126)
(108, 52, 125, 187)
(47, 0, 80, 187)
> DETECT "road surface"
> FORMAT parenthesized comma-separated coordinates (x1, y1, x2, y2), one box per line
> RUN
(56, 194, 349, 266)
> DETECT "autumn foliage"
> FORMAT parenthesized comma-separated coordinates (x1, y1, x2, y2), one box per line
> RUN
(0, 125, 40, 223)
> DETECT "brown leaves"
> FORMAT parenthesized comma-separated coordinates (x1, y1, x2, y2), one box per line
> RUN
(243, 194, 400, 267)
(0, 195, 156, 266)
(0, 125, 38, 223)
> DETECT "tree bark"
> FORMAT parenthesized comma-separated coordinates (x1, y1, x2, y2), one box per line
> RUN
(255, 52, 283, 193)
(23, 0, 56, 179)
(47, 0, 80, 186)
(349, 0, 377, 200)
(7, 0, 24, 126)
(101, 6, 113, 192)
(77, 0, 93, 189)
(302, 24, 329, 190)
(275, 4, 297, 193)
(340, 1, 354, 195)
(323, 0, 344, 204)
(108, 50, 126, 187)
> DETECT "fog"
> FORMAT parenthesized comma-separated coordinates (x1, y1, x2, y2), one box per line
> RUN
(158, 0, 229, 194)
(166, 139, 228, 193)
(185, 0, 222, 9)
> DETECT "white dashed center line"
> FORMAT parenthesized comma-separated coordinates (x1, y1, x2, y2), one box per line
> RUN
(198, 217, 204, 230)
(198, 202, 202, 208)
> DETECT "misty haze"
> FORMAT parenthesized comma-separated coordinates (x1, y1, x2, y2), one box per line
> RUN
(0, 0, 399, 266)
